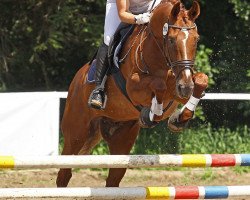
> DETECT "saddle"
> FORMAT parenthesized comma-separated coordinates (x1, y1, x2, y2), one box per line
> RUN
(108, 23, 135, 72)
(87, 23, 135, 82)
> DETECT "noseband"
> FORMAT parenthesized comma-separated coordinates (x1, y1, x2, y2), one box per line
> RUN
(150, 22, 197, 78)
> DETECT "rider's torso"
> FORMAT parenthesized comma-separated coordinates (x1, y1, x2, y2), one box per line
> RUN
(107, 0, 155, 14)
(129, 0, 154, 14)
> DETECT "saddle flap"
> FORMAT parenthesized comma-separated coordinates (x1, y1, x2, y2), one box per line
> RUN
(108, 23, 135, 72)
(87, 59, 96, 83)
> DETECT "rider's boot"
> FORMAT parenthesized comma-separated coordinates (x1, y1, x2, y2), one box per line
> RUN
(88, 42, 109, 110)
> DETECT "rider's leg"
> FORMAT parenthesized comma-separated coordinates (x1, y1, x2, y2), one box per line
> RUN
(88, 43, 109, 109)
(89, 1, 120, 109)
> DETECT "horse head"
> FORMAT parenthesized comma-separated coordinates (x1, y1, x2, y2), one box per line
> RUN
(150, 0, 200, 99)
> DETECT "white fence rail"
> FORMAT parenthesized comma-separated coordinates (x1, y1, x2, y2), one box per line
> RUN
(56, 92, 250, 100)
(1, 154, 250, 169)
(202, 93, 250, 100)
(1, 186, 250, 199)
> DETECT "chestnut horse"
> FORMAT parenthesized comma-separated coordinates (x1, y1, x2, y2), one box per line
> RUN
(57, 0, 208, 187)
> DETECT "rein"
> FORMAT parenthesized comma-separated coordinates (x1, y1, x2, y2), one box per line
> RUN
(135, 26, 150, 74)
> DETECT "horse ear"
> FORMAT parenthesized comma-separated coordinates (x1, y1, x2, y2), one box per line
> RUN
(170, 2, 181, 21)
(188, 0, 200, 21)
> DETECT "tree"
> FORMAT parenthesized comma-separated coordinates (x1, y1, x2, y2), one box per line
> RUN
(0, 0, 105, 91)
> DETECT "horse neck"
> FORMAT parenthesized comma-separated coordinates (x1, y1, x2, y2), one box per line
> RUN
(120, 24, 170, 78)
(120, 25, 170, 77)
(121, 3, 175, 77)
(140, 28, 170, 75)
(150, 2, 173, 37)
(140, 3, 175, 75)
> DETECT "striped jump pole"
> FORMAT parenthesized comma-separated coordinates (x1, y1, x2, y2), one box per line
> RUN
(0, 154, 250, 169)
(0, 186, 250, 199)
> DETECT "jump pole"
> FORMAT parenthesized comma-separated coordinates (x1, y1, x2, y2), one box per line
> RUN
(0, 154, 250, 169)
(0, 186, 250, 199)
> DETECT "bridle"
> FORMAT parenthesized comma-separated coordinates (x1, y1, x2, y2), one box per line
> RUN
(146, 0, 198, 78)
(149, 21, 197, 79)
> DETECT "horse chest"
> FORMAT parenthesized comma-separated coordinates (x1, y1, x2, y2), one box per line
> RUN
(126, 72, 176, 106)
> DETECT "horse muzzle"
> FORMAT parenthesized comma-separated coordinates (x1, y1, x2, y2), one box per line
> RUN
(172, 61, 195, 99)
(176, 82, 194, 99)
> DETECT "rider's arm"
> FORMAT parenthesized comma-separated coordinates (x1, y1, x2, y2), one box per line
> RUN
(116, 0, 135, 24)
(116, 0, 150, 25)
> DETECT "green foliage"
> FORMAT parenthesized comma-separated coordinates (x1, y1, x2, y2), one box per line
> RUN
(247, 70, 250, 90)
(193, 106, 205, 121)
(92, 141, 109, 155)
(0, 0, 105, 91)
(132, 122, 179, 154)
(200, 169, 216, 181)
(233, 166, 250, 174)
(59, 133, 64, 154)
(88, 124, 250, 155)
(179, 124, 250, 154)
(195, 45, 216, 86)
(229, 0, 250, 21)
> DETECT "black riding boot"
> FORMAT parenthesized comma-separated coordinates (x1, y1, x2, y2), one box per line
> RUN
(88, 42, 109, 110)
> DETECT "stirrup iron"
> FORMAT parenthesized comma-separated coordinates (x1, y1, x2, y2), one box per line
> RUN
(88, 75, 108, 110)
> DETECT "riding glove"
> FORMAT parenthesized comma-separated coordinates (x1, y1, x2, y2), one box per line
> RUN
(134, 13, 151, 25)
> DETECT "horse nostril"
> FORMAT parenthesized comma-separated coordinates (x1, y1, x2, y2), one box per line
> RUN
(177, 84, 193, 98)
(178, 85, 183, 93)
(179, 84, 186, 91)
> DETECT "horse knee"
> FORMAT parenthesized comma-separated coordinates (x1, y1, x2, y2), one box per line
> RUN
(193, 72, 208, 89)
(56, 168, 72, 187)
(193, 72, 208, 98)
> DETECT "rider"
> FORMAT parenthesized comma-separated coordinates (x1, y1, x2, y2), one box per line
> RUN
(88, 0, 160, 110)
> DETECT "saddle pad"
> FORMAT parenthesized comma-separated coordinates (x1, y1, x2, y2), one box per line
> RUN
(87, 59, 96, 83)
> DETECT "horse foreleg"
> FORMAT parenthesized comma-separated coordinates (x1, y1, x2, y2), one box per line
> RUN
(168, 72, 208, 132)
(104, 121, 140, 187)
(139, 78, 167, 128)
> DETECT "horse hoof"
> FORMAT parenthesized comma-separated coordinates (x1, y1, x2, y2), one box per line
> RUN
(139, 107, 158, 128)
(167, 110, 189, 133)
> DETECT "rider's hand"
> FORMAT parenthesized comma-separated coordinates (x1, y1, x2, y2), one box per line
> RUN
(134, 13, 151, 25)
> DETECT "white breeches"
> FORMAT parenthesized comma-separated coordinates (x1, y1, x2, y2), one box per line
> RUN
(104, 2, 121, 46)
